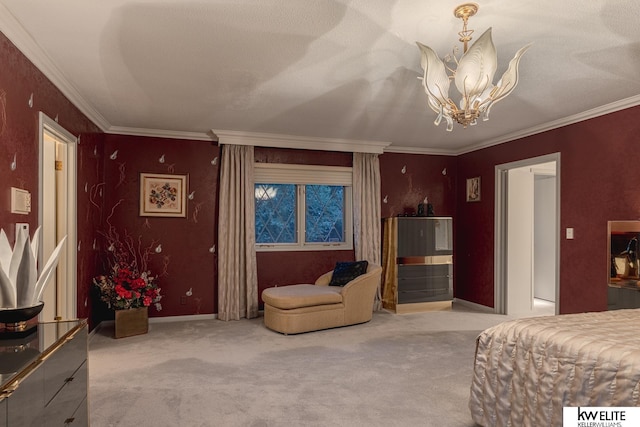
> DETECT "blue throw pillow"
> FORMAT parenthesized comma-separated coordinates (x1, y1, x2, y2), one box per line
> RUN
(329, 261, 369, 286)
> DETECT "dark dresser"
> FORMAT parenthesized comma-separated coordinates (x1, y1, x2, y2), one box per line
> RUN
(0, 320, 88, 426)
(382, 217, 453, 313)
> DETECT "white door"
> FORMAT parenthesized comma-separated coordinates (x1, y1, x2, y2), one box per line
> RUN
(506, 168, 535, 315)
(39, 113, 77, 321)
(534, 175, 557, 301)
(495, 153, 560, 316)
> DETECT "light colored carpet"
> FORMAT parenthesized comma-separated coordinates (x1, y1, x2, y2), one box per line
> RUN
(89, 307, 510, 426)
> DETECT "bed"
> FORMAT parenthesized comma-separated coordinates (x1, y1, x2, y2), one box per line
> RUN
(469, 309, 640, 427)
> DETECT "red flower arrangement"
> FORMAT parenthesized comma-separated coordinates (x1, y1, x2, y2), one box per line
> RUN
(93, 203, 164, 311)
(94, 265, 161, 311)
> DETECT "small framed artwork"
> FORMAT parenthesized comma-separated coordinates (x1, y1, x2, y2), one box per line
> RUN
(140, 173, 188, 217)
(466, 176, 481, 202)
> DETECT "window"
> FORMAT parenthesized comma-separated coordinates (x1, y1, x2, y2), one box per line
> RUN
(254, 163, 353, 251)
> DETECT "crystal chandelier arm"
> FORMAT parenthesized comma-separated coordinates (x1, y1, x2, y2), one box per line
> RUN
(482, 43, 532, 120)
(454, 28, 497, 98)
(416, 42, 451, 112)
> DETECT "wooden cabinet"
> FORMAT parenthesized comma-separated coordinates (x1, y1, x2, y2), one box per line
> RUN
(0, 320, 88, 426)
(608, 285, 640, 310)
(382, 217, 453, 313)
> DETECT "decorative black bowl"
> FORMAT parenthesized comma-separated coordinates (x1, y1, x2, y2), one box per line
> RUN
(0, 302, 44, 333)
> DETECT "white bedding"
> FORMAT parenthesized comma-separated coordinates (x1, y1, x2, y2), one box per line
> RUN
(469, 309, 640, 427)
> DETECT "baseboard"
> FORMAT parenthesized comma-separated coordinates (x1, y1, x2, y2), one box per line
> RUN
(394, 300, 452, 314)
(89, 313, 217, 341)
(452, 298, 495, 313)
(149, 313, 217, 323)
(88, 320, 114, 343)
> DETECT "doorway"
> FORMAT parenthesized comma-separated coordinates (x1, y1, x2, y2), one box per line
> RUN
(38, 112, 77, 321)
(494, 153, 560, 316)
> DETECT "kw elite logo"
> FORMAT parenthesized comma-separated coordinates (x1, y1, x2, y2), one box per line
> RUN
(564, 407, 640, 427)
(578, 408, 626, 421)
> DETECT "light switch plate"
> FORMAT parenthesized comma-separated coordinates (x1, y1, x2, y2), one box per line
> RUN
(10, 187, 31, 215)
(566, 228, 574, 239)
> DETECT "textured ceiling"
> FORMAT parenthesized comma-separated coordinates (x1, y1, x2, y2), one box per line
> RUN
(1, 0, 639, 154)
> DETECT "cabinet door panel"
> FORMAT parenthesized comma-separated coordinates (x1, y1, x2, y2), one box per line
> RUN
(618, 287, 640, 309)
(607, 286, 619, 310)
(397, 218, 452, 257)
(397, 219, 428, 256)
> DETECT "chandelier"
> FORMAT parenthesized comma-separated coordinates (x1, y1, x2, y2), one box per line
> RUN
(416, 3, 531, 131)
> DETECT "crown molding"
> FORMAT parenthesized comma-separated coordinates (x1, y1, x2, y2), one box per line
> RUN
(0, 4, 111, 132)
(383, 145, 457, 156)
(106, 126, 214, 141)
(212, 129, 390, 154)
(455, 94, 640, 155)
(384, 95, 640, 156)
(2, 2, 638, 156)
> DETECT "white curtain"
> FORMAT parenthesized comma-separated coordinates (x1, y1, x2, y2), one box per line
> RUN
(217, 144, 258, 320)
(353, 152, 382, 310)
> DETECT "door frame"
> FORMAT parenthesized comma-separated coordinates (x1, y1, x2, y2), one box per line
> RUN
(38, 112, 78, 320)
(494, 152, 561, 315)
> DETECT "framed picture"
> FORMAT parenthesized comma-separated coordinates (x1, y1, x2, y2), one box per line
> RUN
(139, 173, 188, 217)
(466, 176, 481, 202)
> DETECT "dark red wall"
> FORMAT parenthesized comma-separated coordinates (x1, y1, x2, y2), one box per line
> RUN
(101, 135, 219, 318)
(0, 32, 104, 327)
(379, 152, 457, 218)
(95, 145, 461, 308)
(456, 105, 640, 314)
(5, 24, 636, 321)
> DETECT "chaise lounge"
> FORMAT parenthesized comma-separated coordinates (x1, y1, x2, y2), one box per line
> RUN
(261, 263, 382, 334)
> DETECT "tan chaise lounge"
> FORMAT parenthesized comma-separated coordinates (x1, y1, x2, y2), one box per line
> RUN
(262, 264, 382, 334)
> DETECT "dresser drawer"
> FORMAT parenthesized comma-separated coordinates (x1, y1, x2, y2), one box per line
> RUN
(398, 275, 450, 292)
(398, 264, 450, 279)
(67, 395, 87, 426)
(6, 367, 45, 426)
(398, 288, 453, 303)
(43, 326, 87, 406)
(0, 321, 87, 427)
(43, 360, 87, 425)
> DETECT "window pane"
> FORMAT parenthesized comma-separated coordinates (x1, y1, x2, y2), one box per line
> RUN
(255, 184, 296, 243)
(305, 185, 344, 243)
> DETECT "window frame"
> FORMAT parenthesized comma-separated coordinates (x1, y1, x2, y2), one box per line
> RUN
(254, 163, 353, 252)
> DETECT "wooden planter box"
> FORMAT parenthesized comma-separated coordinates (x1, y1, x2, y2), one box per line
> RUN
(114, 307, 148, 338)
